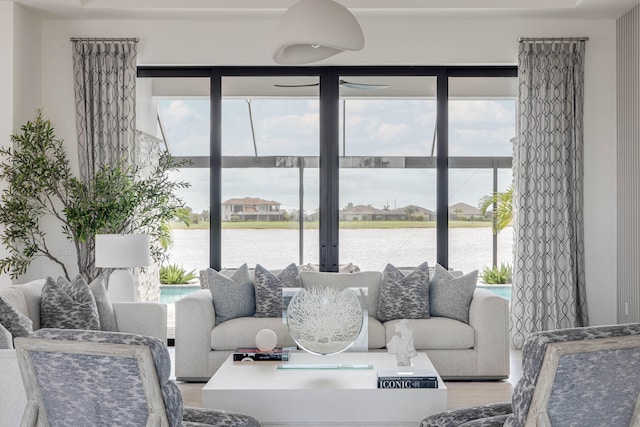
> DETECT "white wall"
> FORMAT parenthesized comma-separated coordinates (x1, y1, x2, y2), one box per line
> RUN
(0, 1, 15, 288)
(12, 13, 617, 324)
(13, 3, 41, 129)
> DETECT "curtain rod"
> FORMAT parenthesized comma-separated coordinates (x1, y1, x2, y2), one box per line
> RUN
(69, 37, 139, 42)
(519, 37, 589, 43)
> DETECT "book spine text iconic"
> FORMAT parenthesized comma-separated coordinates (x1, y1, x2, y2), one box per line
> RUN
(377, 378, 438, 389)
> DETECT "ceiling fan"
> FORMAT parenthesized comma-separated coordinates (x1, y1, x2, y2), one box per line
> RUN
(274, 79, 389, 90)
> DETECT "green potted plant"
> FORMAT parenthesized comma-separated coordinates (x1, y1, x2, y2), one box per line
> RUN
(477, 263, 512, 299)
(478, 186, 513, 234)
(160, 263, 198, 285)
(159, 263, 200, 304)
(0, 111, 190, 283)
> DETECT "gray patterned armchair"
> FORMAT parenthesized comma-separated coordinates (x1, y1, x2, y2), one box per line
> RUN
(15, 329, 260, 427)
(420, 323, 640, 427)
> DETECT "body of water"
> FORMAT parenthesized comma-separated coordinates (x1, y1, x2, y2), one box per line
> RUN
(167, 226, 513, 274)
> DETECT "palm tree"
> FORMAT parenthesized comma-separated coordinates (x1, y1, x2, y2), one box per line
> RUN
(478, 186, 513, 234)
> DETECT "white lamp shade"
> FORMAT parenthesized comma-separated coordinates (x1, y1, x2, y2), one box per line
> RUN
(95, 234, 151, 268)
(271, 0, 364, 65)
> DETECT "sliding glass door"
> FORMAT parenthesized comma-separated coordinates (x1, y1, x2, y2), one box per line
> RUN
(137, 66, 517, 273)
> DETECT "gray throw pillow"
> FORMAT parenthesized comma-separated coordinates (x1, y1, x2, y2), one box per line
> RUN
(207, 264, 255, 325)
(89, 275, 118, 331)
(41, 276, 100, 330)
(0, 297, 33, 338)
(254, 263, 301, 318)
(0, 323, 13, 349)
(429, 263, 478, 324)
(376, 262, 430, 323)
(0, 297, 32, 340)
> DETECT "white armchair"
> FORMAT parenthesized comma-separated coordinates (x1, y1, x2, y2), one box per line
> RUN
(0, 279, 168, 427)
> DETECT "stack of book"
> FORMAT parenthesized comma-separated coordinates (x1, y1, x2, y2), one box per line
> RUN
(376, 369, 438, 389)
(233, 347, 292, 362)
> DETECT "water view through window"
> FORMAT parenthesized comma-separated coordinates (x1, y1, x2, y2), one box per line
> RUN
(151, 75, 516, 277)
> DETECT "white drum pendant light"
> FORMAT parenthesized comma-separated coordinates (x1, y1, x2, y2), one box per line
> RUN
(271, 0, 364, 64)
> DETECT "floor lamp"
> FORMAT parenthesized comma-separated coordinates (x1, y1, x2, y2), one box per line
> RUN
(95, 234, 151, 303)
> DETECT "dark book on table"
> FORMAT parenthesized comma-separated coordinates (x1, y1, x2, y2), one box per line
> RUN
(233, 347, 291, 361)
(376, 369, 438, 389)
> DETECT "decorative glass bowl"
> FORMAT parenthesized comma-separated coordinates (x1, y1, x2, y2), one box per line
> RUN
(286, 287, 363, 355)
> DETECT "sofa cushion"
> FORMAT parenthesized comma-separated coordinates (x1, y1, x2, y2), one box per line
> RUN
(0, 297, 33, 339)
(41, 276, 100, 330)
(429, 264, 478, 324)
(89, 276, 118, 332)
(368, 316, 386, 349)
(384, 317, 474, 350)
(300, 271, 382, 318)
(207, 264, 255, 325)
(299, 263, 361, 273)
(254, 263, 301, 318)
(210, 317, 297, 351)
(377, 262, 430, 323)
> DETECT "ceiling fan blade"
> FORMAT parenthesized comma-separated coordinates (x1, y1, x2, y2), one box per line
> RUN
(274, 80, 389, 90)
(339, 80, 389, 90)
(274, 83, 320, 88)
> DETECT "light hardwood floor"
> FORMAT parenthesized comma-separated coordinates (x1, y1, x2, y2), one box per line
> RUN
(172, 348, 522, 411)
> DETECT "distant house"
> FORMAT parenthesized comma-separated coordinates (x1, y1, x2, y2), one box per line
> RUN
(222, 197, 285, 221)
(305, 208, 320, 222)
(339, 204, 385, 221)
(338, 204, 435, 221)
(389, 205, 436, 221)
(449, 202, 483, 220)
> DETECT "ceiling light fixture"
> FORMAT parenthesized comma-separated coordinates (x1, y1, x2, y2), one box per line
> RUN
(271, 0, 364, 65)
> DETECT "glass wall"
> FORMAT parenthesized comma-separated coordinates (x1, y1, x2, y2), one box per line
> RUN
(221, 77, 320, 269)
(152, 78, 211, 278)
(448, 77, 517, 274)
(338, 76, 437, 271)
(138, 66, 518, 276)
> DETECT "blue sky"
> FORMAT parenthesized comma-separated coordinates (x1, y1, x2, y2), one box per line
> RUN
(159, 97, 515, 214)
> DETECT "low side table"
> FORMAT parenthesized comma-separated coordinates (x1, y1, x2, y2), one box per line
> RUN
(202, 352, 447, 427)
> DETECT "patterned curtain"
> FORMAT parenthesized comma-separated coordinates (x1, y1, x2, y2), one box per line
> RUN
(511, 39, 589, 349)
(72, 39, 138, 183)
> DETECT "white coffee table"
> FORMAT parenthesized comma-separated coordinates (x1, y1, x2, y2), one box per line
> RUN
(202, 352, 447, 427)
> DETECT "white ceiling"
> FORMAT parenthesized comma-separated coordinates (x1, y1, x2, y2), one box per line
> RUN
(11, 0, 640, 20)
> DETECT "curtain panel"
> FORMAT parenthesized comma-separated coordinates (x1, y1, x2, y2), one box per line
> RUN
(72, 39, 138, 183)
(511, 39, 589, 349)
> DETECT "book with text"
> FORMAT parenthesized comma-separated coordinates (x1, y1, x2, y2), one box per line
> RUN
(233, 347, 292, 362)
(377, 369, 438, 389)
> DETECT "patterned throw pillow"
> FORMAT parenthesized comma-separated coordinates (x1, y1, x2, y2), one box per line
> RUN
(429, 263, 478, 324)
(376, 262, 430, 323)
(0, 297, 32, 339)
(0, 323, 13, 349)
(254, 263, 302, 318)
(41, 276, 100, 330)
(207, 264, 256, 325)
(89, 275, 118, 331)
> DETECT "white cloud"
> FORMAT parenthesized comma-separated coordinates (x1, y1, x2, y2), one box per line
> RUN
(161, 100, 203, 128)
(449, 100, 514, 126)
(376, 122, 410, 141)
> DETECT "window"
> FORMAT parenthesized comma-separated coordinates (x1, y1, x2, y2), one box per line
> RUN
(137, 66, 517, 273)
(338, 76, 437, 271)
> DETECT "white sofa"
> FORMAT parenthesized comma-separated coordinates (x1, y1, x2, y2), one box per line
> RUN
(0, 279, 168, 427)
(175, 270, 510, 382)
